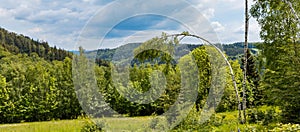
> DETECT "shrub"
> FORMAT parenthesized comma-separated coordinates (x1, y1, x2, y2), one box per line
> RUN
(81, 120, 105, 132)
(270, 123, 300, 131)
(247, 108, 280, 125)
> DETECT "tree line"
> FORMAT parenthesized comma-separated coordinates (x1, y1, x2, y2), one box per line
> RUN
(0, 27, 72, 61)
(0, 35, 261, 123)
(0, 47, 81, 123)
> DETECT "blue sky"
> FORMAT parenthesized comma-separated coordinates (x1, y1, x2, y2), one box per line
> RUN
(0, 0, 261, 50)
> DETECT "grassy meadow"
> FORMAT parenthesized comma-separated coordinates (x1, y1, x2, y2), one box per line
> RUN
(0, 119, 86, 132)
(2, 106, 299, 132)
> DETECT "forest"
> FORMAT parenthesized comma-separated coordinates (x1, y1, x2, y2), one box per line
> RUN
(0, 0, 300, 131)
(0, 27, 248, 123)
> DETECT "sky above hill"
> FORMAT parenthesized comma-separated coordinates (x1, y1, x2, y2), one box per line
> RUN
(0, 0, 261, 50)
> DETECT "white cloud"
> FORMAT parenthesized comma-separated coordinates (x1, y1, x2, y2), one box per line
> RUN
(202, 8, 215, 19)
(82, 0, 93, 2)
(0, 8, 11, 17)
(234, 19, 260, 36)
(211, 21, 225, 32)
(0, 0, 109, 49)
(28, 27, 43, 33)
(249, 19, 261, 42)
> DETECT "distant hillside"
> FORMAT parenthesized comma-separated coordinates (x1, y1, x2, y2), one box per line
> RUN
(84, 43, 200, 59)
(222, 42, 258, 57)
(0, 26, 259, 62)
(0, 27, 72, 61)
(82, 42, 258, 66)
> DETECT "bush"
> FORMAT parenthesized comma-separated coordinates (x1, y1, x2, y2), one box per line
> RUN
(81, 120, 105, 132)
(270, 123, 300, 131)
(248, 108, 280, 125)
(243, 125, 268, 132)
(173, 107, 224, 131)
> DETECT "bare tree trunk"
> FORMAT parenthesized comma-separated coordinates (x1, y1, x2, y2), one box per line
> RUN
(243, 0, 249, 124)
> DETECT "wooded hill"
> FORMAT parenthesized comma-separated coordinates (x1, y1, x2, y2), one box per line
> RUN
(0, 27, 72, 61)
(81, 42, 258, 66)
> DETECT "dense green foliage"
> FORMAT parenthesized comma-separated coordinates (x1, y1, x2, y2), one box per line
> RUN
(251, 0, 300, 123)
(241, 49, 262, 108)
(0, 46, 82, 123)
(0, 28, 82, 123)
(81, 120, 104, 132)
(0, 29, 243, 124)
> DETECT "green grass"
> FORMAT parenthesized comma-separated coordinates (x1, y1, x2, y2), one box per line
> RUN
(94, 116, 153, 131)
(0, 112, 264, 132)
(0, 106, 295, 132)
(0, 119, 87, 132)
(0, 117, 153, 132)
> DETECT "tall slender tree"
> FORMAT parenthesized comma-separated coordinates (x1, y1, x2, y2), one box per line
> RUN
(242, 0, 250, 124)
